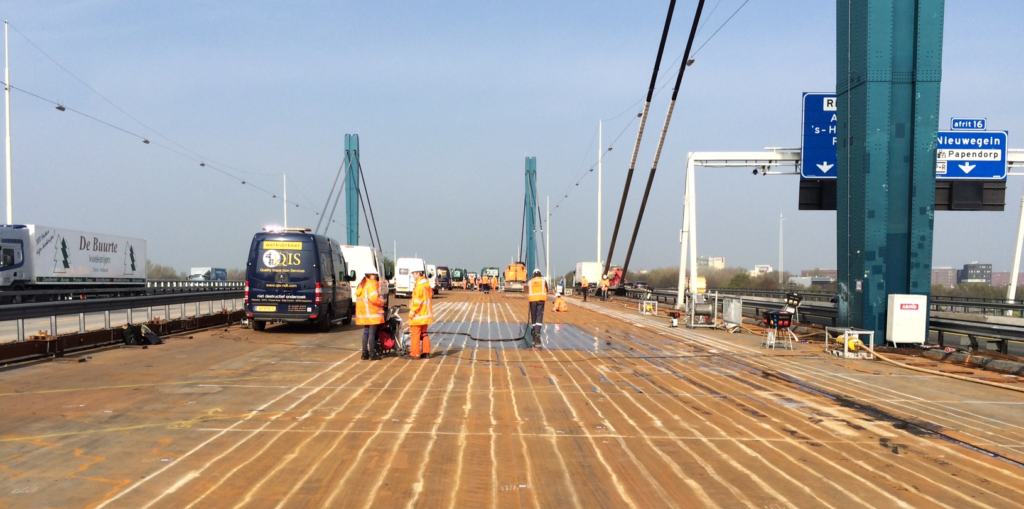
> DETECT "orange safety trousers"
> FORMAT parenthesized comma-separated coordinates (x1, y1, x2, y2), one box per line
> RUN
(409, 324, 431, 357)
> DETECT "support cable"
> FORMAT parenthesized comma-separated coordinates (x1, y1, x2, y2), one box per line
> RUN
(357, 187, 376, 249)
(316, 160, 346, 234)
(620, 0, 707, 278)
(357, 160, 384, 252)
(604, 0, 678, 275)
(323, 150, 355, 236)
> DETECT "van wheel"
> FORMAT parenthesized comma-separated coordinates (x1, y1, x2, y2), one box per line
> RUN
(317, 307, 333, 332)
(341, 304, 353, 325)
(252, 320, 266, 332)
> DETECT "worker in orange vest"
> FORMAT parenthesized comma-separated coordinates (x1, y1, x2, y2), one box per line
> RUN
(492, 275, 499, 292)
(553, 294, 567, 312)
(407, 269, 433, 359)
(580, 276, 589, 302)
(355, 268, 385, 361)
(462, 278, 467, 290)
(526, 269, 548, 348)
(600, 275, 610, 301)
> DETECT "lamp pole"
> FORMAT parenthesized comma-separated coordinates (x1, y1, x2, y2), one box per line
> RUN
(779, 213, 784, 286)
(5, 20, 12, 224)
(282, 174, 287, 228)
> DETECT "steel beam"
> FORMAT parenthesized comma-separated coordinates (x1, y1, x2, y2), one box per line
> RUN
(525, 157, 538, 276)
(345, 134, 360, 246)
(836, 0, 944, 343)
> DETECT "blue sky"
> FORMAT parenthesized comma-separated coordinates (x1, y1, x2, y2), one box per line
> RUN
(0, 0, 1020, 276)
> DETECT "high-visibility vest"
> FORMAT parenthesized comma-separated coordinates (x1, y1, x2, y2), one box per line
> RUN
(554, 296, 567, 311)
(354, 278, 385, 325)
(527, 277, 548, 302)
(600, 279, 610, 290)
(410, 276, 434, 325)
(581, 277, 589, 288)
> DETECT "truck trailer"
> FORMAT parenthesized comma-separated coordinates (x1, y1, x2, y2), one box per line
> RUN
(189, 267, 228, 281)
(0, 224, 147, 302)
(574, 262, 603, 290)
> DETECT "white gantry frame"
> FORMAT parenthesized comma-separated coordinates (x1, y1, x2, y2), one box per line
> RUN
(670, 148, 1024, 313)
(675, 148, 802, 310)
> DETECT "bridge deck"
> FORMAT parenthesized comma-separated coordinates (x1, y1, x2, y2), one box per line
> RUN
(2, 291, 1023, 508)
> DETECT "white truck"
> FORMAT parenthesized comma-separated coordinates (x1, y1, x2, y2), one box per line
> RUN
(575, 262, 603, 290)
(0, 224, 147, 301)
(188, 267, 228, 281)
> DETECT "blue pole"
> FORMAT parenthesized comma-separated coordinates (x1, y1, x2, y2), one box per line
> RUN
(525, 157, 537, 276)
(345, 134, 360, 245)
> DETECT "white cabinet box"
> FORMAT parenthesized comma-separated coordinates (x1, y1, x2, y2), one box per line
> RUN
(886, 294, 928, 344)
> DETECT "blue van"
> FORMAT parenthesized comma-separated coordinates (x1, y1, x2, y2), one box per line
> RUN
(436, 266, 451, 290)
(244, 228, 355, 332)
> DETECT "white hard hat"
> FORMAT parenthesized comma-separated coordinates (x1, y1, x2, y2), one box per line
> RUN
(533, 269, 542, 276)
(364, 267, 379, 275)
(603, 275, 608, 279)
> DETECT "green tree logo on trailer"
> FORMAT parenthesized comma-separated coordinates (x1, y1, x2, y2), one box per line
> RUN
(124, 242, 137, 275)
(53, 235, 70, 273)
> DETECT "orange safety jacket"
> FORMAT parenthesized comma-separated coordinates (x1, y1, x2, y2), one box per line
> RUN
(553, 295, 567, 311)
(600, 279, 610, 290)
(354, 278, 385, 325)
(409, 276, 434, 325)
(527, 277, 548, 302)
(492, 276, 499, 288)
(581, 277, 589, 288)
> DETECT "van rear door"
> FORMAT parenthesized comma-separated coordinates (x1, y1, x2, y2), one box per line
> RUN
(248, 237, 317, 315)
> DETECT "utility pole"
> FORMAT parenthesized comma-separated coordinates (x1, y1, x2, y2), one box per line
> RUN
(779, 213, 784, 286)
(547, 195, 551, 284)
(5, 20, 12, 224)
(282, 174, 287, 228)
(597, 120, 602, 264)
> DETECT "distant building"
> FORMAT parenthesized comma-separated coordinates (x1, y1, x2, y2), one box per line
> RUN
(991, 272, 1024, 287)
(697, 257, 725, 270)
(749, 265, 773, 277)
(932, 267, 957, 287)
(801, 269, 837, 278)
(957, 263, 992, 285)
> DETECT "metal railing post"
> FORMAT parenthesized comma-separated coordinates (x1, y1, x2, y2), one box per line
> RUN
(50, 315, 57, 336)
(104, 310, 111, 329)
(79, 312, 86, 333)
(17, 318, 24, 342)
(127, 308, 133, 324)
(164, 304, 170, 320)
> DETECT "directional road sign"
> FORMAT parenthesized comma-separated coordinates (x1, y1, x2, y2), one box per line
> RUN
(801, 92, 837, 179)
(950, 118, 986, 131)
(935, 131, 1007, 179)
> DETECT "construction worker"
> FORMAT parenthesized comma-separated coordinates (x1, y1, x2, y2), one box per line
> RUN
(355, 268, 385, 361)
(492, 275, 499, 292)
(408, 268, 433, 359)
(553, 294, 568, 312)
(526, 269, 548, 348)
(580, 276, 589, 302)
(600, 275, 610, 301)
(462, 278, 467, 290)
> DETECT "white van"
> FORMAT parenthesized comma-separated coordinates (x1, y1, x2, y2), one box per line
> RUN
(341, 245, 392, 298)
(394, 257, 428, 298)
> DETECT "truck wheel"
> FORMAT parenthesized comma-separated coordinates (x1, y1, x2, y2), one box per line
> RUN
(341, 303, 353, 325)
(252, 320, 266, 332)
(317, 307, 333, 332)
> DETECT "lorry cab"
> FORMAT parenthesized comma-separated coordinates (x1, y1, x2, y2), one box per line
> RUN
(0, 225, 30, 291)
(436, 266, 451, 290)
(394, 257, 428, 298)
(245, 228, 354, 332)
(341, 245, 392, 302)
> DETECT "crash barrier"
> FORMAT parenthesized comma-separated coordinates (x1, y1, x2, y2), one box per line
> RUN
(0, 290, 243, 343)
(0, 279, 244, 303)
(0, 309, 245, 365)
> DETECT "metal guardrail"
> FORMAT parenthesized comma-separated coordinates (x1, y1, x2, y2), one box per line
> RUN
(619, 287, 1024, 353)
(1, 289, 243, 342)
(0, 279, 243, 302)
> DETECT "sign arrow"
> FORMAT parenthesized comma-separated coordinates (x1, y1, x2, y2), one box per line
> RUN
(959, 162, 976, 174)
(816, 161, 834, 173)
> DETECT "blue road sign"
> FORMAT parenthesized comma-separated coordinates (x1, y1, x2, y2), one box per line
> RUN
(801, 92, 837, 179)
(935, 131, 1007, 179)
(950, 118, 986, 131)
